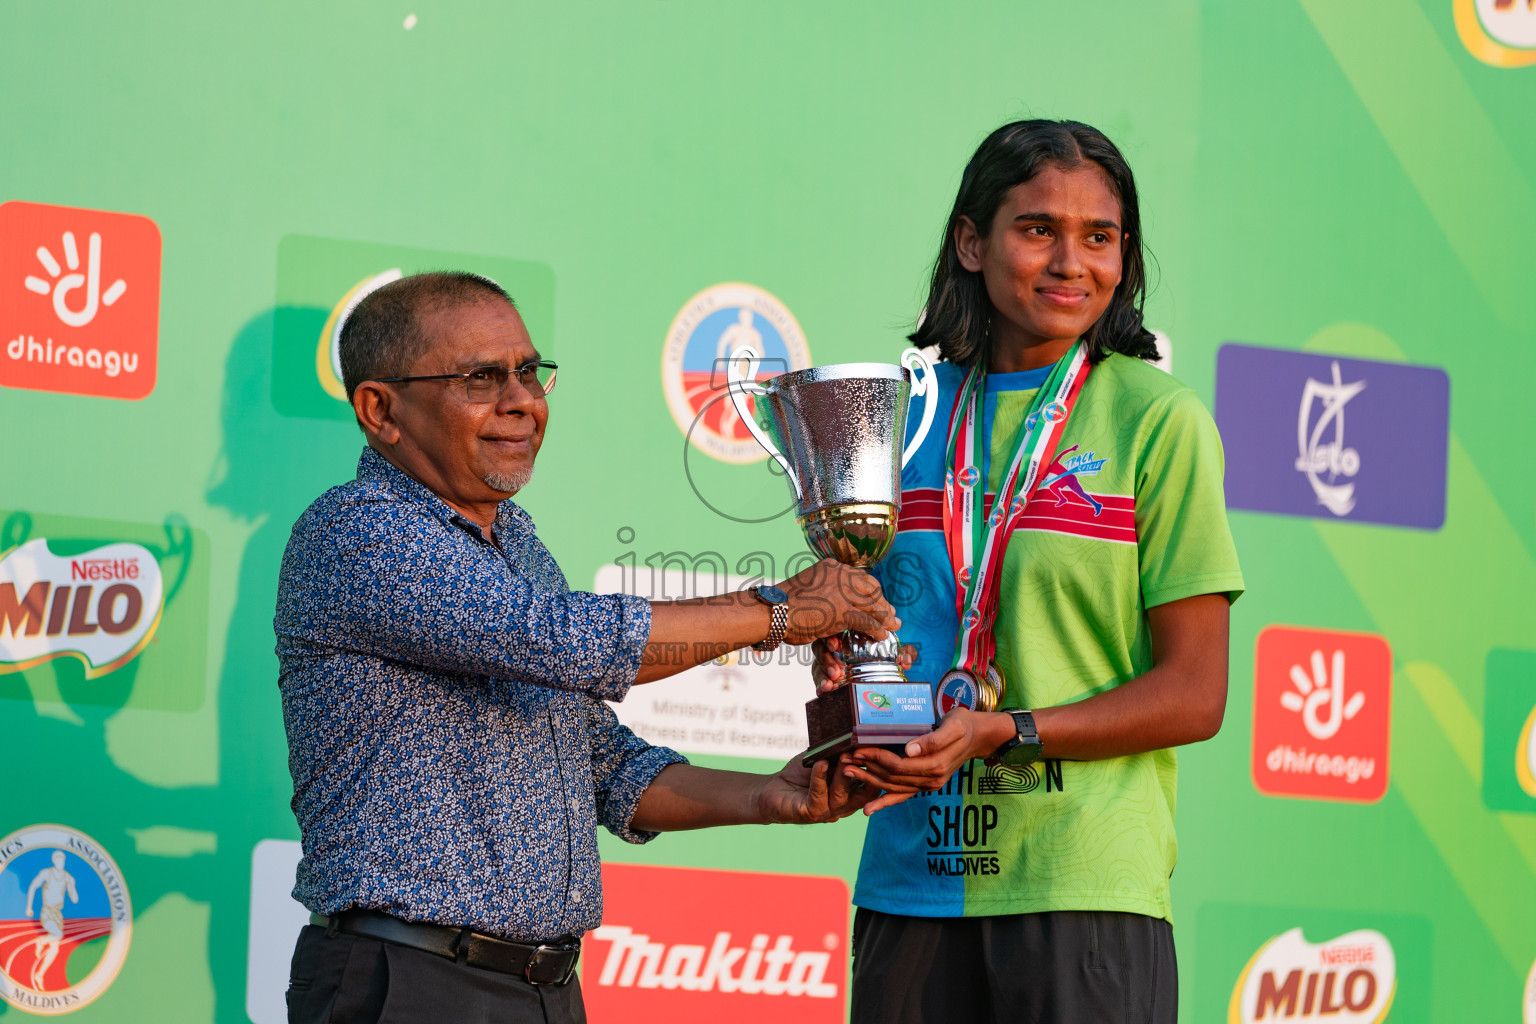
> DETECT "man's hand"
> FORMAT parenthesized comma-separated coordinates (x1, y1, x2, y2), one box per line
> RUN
(778, 559, 900, 646)
(840, 709, 1016, 814)
(811, 636, 919, 694)
(756, 754, 883, 823)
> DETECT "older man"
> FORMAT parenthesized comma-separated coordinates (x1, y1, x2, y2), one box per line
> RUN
(275, 272, 896, 1024)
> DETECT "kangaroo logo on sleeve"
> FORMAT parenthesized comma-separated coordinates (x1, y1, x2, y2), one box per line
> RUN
(0, 201, 161, 400)
(0, 825, 132, 1015)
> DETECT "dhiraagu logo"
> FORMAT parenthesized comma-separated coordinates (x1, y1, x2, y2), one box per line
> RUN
(272, 235, 555, 422)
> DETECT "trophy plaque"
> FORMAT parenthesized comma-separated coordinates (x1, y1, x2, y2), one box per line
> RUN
(728, 345, 940, 765)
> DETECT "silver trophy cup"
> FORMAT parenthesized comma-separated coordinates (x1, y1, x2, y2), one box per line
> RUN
(728, 345, 939, 763)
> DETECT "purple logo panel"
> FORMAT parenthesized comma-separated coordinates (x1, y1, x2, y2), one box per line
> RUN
(1215, 344, 1449, 530)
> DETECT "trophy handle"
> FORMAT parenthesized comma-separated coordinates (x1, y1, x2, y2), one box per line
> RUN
(899, 347, 939, 470)
(727, 344, 802, 498)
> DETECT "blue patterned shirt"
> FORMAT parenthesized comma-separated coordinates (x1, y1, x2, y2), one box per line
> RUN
(275, 446, 685, 941)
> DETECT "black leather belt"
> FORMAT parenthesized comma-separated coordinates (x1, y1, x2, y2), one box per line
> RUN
(311, 910, 580, 985)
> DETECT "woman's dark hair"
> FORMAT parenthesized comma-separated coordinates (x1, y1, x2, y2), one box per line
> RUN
(910, 119, 1159, 367)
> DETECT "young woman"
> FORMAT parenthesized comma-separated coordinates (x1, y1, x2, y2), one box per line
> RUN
(817, 119, 1245, 1023)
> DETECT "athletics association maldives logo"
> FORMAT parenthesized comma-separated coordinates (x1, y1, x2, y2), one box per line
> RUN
(0, 538, 165, 678)
(1252, 626, 1393, 803)
(0, 201, 161, 400)
(938, 672, 979, 714)
(587, 864, 847, 1023)
(1216, 344, 1448, 529)
(1230, 927, 1396, 1023)
(661, 283, 811, 464)
(0, 825, 132, 1015)
(1456, 0, 1536, 66)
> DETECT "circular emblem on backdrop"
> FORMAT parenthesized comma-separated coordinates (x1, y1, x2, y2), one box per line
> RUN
(957, 466, 981, 490)
(0, 825, 131, 1015)
(961, 608, 981, 630)
(1024, 412, 1040, 433)
(1041, 400, 1067, 423)
(315, 269, 404, 400)
(1009, 496, 1027, 518)
(661, 283, 811, 464)
(987, 507, 1004, 528)
(957, 565, 972, 586)
(938, 670, 980, 714)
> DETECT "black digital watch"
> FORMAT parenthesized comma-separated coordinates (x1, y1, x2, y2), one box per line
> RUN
(985, 710, 1044, 768)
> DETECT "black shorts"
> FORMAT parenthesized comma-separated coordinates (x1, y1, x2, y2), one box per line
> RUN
(285, 925, 586, 1024)
(850, 907, 1176, 1024)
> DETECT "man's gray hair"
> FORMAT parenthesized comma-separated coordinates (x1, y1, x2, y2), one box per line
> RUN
(338, 271, 514, 400)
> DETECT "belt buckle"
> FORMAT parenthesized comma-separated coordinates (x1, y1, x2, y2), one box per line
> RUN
(524, 943, 578, 986)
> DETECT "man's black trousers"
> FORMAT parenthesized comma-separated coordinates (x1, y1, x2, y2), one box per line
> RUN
(286, 924, 586, 1024)
(850, 907, 1177, 1024)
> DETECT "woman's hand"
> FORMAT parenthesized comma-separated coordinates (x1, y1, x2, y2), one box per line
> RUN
(840, 710, 1016, 814)
(756, 754, 884, 824)
(811, 637, 919, 694)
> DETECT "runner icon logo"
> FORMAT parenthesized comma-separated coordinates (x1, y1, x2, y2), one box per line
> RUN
(0, 824, 132, 1016)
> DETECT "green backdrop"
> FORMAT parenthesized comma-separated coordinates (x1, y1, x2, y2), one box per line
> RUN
(2, 1, 1533, 1021)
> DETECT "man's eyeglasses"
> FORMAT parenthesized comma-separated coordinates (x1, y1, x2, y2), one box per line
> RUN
(370, 361, 558, 402)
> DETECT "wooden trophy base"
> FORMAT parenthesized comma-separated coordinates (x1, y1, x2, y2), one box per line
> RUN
(800, 680, 935, 766)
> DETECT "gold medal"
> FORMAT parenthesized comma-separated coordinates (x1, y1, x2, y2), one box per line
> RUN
(976, 663, 1004, 712)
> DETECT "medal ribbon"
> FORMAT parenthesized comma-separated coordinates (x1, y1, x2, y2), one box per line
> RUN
(941, 341, 1092, 678)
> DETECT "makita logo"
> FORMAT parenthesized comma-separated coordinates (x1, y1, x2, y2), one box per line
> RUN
(590, 926, 837, 997)
(588, 863, 847, 1023)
